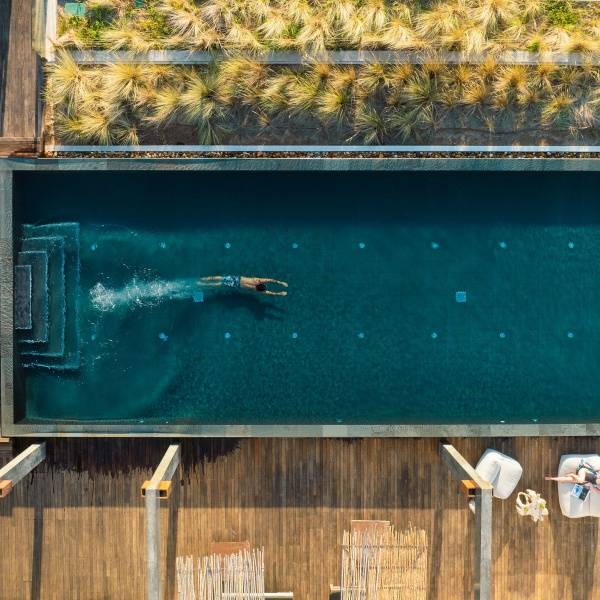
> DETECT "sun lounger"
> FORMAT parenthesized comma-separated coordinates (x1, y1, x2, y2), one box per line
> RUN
(557, 454, 600, 518)
(475, 449, 523, 499)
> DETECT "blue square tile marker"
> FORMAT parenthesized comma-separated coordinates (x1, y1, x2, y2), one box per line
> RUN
(455, 291, 467, 303)
(64, 2, 87, 16)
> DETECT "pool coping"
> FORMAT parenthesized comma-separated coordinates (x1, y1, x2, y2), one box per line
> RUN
(44, 144, 600, 154)
(3, 155, 600, 437)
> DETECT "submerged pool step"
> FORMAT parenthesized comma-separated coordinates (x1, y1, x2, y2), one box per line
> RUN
(20, 236, 66, 358)
(17, 251, 49, 343)
(14, 265, 32, 330)
(19, 223, 81, 371)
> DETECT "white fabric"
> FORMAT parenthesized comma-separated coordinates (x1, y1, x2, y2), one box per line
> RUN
(475, 449, 523, 500)
(558, 454, 600, 518)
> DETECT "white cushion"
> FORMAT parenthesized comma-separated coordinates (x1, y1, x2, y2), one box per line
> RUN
(475, 449, 523, 500)
(558, 454, 600, 518)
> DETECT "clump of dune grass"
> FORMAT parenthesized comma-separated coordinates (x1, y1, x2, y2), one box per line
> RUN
(101, 24, 155, 53)
(145, 84, 183, 124)
(102, 63, 157, 103)
(45, 51, 96, 111)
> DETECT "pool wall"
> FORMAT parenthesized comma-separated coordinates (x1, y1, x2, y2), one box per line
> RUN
(3, 156, 600, 437)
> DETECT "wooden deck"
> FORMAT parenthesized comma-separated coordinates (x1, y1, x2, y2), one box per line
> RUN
(0, 0, 39, 155)
(1, 436, 600, 600)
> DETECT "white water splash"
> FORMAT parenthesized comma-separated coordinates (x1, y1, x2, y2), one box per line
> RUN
(90, 278, 201, 312)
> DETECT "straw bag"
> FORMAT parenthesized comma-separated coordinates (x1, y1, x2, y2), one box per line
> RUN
(516, 489, 549, 522)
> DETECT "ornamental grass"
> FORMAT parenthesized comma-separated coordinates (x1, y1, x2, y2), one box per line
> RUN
(57, 0, 600, 55)
(46, 52, 600, 144)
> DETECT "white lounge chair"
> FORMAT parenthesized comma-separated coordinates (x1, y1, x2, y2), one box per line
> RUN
(557, 454, 600, 518)
(475, 449, 523, 500)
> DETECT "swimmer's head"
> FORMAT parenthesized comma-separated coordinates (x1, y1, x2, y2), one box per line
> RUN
(256, 283, 267, 292)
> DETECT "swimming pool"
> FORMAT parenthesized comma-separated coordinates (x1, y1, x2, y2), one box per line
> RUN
(6, 166, 600, 432)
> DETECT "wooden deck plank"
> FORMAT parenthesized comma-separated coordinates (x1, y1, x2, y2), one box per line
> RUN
(0, 0, 39, 148)
(0, 437, 600, 599)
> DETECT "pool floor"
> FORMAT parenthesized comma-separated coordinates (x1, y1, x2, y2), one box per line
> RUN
(13, 170, 600, 425)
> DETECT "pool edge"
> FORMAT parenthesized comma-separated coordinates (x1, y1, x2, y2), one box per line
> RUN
(6, 156, 600, 172)
(0, 169, 14, 439)
(1, 422, 598, 437)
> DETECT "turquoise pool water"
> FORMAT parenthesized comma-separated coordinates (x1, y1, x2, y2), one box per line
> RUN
(14, 170, 600, 424)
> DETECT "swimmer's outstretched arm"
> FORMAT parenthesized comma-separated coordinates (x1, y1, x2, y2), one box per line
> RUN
(262, 278, 288, 287)
(264, 290, 287, 296)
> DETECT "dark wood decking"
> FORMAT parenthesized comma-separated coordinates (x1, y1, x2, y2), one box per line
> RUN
(1, 437, 600, 600)
(0, 0, 39, 155)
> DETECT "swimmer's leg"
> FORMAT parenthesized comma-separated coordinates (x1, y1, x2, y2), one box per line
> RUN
(198, 276, 223, 288)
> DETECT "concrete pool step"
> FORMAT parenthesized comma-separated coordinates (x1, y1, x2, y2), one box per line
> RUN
(20, 236, 66, 359)
(16, 251, 48, 344)
(19, 223, 81, 371)
(14, 265, 32, 330)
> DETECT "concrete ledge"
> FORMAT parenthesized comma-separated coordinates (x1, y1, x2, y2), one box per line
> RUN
(0, 169, 14, 439)
(66, 49, 600, 66)
(46, 144, 600, 154)
(6, 156, 600, 174)
(0, 422, 596, 437)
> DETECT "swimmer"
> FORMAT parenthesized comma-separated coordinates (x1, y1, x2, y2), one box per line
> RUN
(198, 276, 288, 296)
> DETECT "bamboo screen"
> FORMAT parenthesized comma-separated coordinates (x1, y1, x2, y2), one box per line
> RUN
(340, 524, 428, 600)
(177, 548, 265, 600)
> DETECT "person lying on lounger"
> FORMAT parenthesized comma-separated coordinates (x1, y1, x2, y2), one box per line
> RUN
(546, 461, 600, 487)
(198, 276, 288, 296)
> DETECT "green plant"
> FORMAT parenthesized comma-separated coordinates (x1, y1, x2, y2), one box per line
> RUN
(351, 104, 387, 143)
(403, 69, 442, 107)
(60, 6, 114, 46)
(541, 92, 573, 126)
(317, 85, 354, 122)
(287, 71, 326, 113)
(385, 106, 424, 141)
(138, 5, 171, 40)
(543, 0, 578, 28)
(180, 69, 223, 122)
(258, 71, 295, 112)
